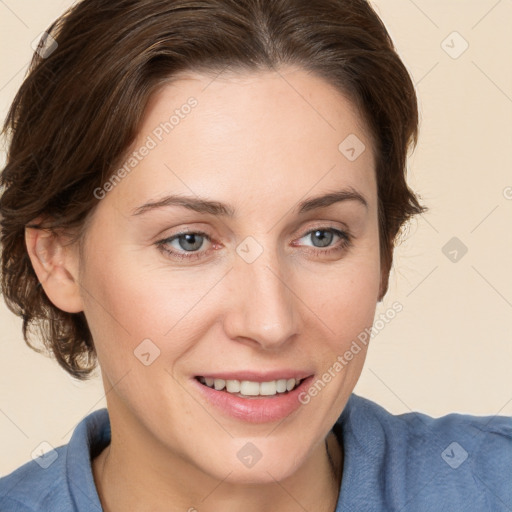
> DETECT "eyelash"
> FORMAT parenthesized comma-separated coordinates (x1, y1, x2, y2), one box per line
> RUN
(156, 227, 353, 262)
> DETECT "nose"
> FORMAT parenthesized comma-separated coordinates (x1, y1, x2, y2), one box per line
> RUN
(222, 247, 300, 351)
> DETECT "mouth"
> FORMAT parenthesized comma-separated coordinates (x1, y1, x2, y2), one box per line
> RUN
(195, 376, 305, 399)
(192, 373, 315, 423)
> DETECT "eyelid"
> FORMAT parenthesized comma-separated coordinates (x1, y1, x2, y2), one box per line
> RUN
(293, 226, 352, 250)
(156, 223, 353, 261)
(155, 228, 218, 263)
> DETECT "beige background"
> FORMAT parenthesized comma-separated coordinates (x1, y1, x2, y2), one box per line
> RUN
(1, 0, 511, 476)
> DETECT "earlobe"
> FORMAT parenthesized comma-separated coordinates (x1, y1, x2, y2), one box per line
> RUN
(25, 225, 84, 313)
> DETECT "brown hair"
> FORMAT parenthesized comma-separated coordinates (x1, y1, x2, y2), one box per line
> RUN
(0, 0, 426, 379)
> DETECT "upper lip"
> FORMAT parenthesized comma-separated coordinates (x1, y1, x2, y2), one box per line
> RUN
(196, 371, 314, 382)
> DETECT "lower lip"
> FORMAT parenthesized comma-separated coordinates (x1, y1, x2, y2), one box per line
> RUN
(192, 376, 314, 424)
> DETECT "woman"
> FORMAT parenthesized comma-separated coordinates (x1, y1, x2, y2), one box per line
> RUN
(0, 0, 510, 510)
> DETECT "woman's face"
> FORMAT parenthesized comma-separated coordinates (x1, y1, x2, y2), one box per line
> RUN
(79, 66, 381, 482)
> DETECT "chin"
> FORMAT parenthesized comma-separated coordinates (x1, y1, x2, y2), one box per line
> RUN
(212, 459, 303, 486)
(191, 436, 313, 485)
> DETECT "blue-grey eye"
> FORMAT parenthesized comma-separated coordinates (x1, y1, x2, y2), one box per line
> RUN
(309, 229, 335, 248)
(173, 233, 205, 252)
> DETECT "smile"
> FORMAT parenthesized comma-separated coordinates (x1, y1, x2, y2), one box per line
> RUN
(196, 376, 304, 397)
(193, 374, 315, 423)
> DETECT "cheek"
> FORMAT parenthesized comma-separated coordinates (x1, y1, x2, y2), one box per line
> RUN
(80, 246, 221, 372)
(303, 277, 378, 381)
(306, 249, 381, 342)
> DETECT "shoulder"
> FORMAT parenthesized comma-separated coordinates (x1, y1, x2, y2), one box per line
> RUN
(0, 408, 109, 512)
(336, 394, 512, 511)
(0, 445, 73, 512)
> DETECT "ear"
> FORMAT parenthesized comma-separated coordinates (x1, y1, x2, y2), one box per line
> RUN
(25, 224, 84, 313)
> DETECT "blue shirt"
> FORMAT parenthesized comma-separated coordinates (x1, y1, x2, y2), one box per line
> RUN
(1, 394, 511, 511)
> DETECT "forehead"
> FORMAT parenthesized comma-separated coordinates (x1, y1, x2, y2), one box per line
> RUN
(107, 66, 377, 214)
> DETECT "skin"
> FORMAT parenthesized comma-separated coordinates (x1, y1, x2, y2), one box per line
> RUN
(26, 66, 383, 512)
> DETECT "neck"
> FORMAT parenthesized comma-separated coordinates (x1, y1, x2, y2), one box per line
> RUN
(92, 429, 343, 512)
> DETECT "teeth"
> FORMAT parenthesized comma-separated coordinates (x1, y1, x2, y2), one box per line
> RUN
(213, 378, 226, 390)
(201, 377, 301, 396)
(276, 379, 287, 393)
(240, 381, 260, 396)
(226, 379, 241, 393)
(260, 381, 277, 396)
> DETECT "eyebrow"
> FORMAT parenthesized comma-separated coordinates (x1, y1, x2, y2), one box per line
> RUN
(131, 187, 368, 217)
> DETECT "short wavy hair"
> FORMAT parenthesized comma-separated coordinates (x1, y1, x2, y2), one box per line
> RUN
(0, 0, 426, 379)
